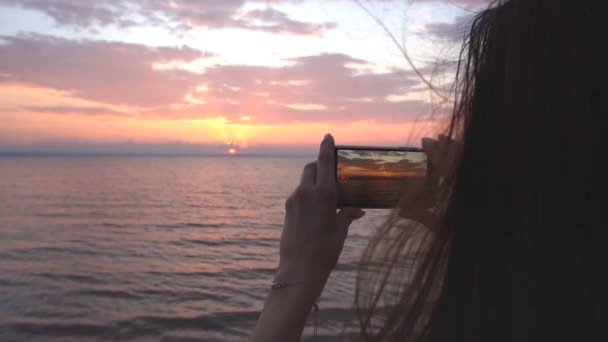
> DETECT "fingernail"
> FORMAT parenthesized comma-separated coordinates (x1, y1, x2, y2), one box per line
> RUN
(324, 133, 332, 141)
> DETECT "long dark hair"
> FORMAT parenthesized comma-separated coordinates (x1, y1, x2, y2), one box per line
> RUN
(355, 0, 606, 340)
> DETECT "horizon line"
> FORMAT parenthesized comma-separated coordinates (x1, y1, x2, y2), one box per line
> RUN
(0, 151, 317, 158)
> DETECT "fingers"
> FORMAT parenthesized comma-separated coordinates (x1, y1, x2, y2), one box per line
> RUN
(300, 161, 317, 187)
(336, 208, 366, 240)
(422, 137, 439, 168)
(438, 133, 462, 154)
(317, 134, 336, 188)
(421, 137, 437, 154)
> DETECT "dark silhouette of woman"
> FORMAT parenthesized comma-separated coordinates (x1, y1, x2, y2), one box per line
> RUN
(252, 0, 607, 340)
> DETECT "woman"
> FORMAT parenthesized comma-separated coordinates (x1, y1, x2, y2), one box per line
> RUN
(252, 0, 606, 340)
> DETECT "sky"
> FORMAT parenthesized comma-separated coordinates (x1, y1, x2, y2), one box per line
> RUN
(0, 0, 489, 155)
(338, 149, 426, 177)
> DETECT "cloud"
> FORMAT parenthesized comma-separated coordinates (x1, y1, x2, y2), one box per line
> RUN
(0, 33, 207, 107)
(0, 0, 131, 27)
(21, 105, 127, 116)
(240, 7, 336, 36)
(425, 14, 475, 41)
(180, 53, 431, 123)
(0, 0, 337, 36)
(0, 34, 432, 124)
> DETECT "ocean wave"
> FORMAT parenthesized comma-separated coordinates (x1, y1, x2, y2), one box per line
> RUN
(25, 246, 99, 257)
(36, 272, 104, 285)
(172, 237, 277, 249)
(143, 268, 275, 279)
(65, 289, 141, 300)
(155, 223, 224, 229)
(3, 321, 109, 338)
(1, 311, 256, 339)
(101, 222, 129, 228)
(0, 278, 29, 287)
(34, 212, 73, 218)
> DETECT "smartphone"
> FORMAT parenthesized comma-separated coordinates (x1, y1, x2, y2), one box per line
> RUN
(335, 146, 428, 209)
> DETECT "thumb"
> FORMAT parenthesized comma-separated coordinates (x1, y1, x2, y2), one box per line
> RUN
(336, 208, 366, 240)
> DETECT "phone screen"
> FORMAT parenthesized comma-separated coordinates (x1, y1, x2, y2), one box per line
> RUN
(335, 146, 428, 208)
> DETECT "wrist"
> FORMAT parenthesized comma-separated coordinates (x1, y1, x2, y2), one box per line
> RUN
(265, 282, 322, 321)
(273, 266, 329, 302)
(275, 264, 328, 289)
(253, 276, 322, 342)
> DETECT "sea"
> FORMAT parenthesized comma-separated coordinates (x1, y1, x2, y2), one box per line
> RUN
(0, 156, 393, 341)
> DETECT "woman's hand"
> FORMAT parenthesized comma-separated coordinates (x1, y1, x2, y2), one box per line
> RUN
(276, 134, 365, 294)
(422, 134, 460, 182)
(251, 134, 364, 342)
(398, 134, 461, 231)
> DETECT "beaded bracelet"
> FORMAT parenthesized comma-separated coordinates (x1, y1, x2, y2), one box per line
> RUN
(270, 280, 319, 340)
(270, 280, 306, 289)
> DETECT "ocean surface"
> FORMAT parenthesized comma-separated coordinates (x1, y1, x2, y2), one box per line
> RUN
(337, 177, 425, 208)
(0, 156, 392, 341)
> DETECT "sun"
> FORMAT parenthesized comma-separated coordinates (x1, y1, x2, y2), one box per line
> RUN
(228, 148, 237, 155)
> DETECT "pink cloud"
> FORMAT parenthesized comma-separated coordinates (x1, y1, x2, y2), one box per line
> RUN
(0, 0, 132, 27)
(162, 53, 432, 123)
(0, 34, 207, 107)
(0, 34, 434, 124)
(21, 105, 127, 116)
